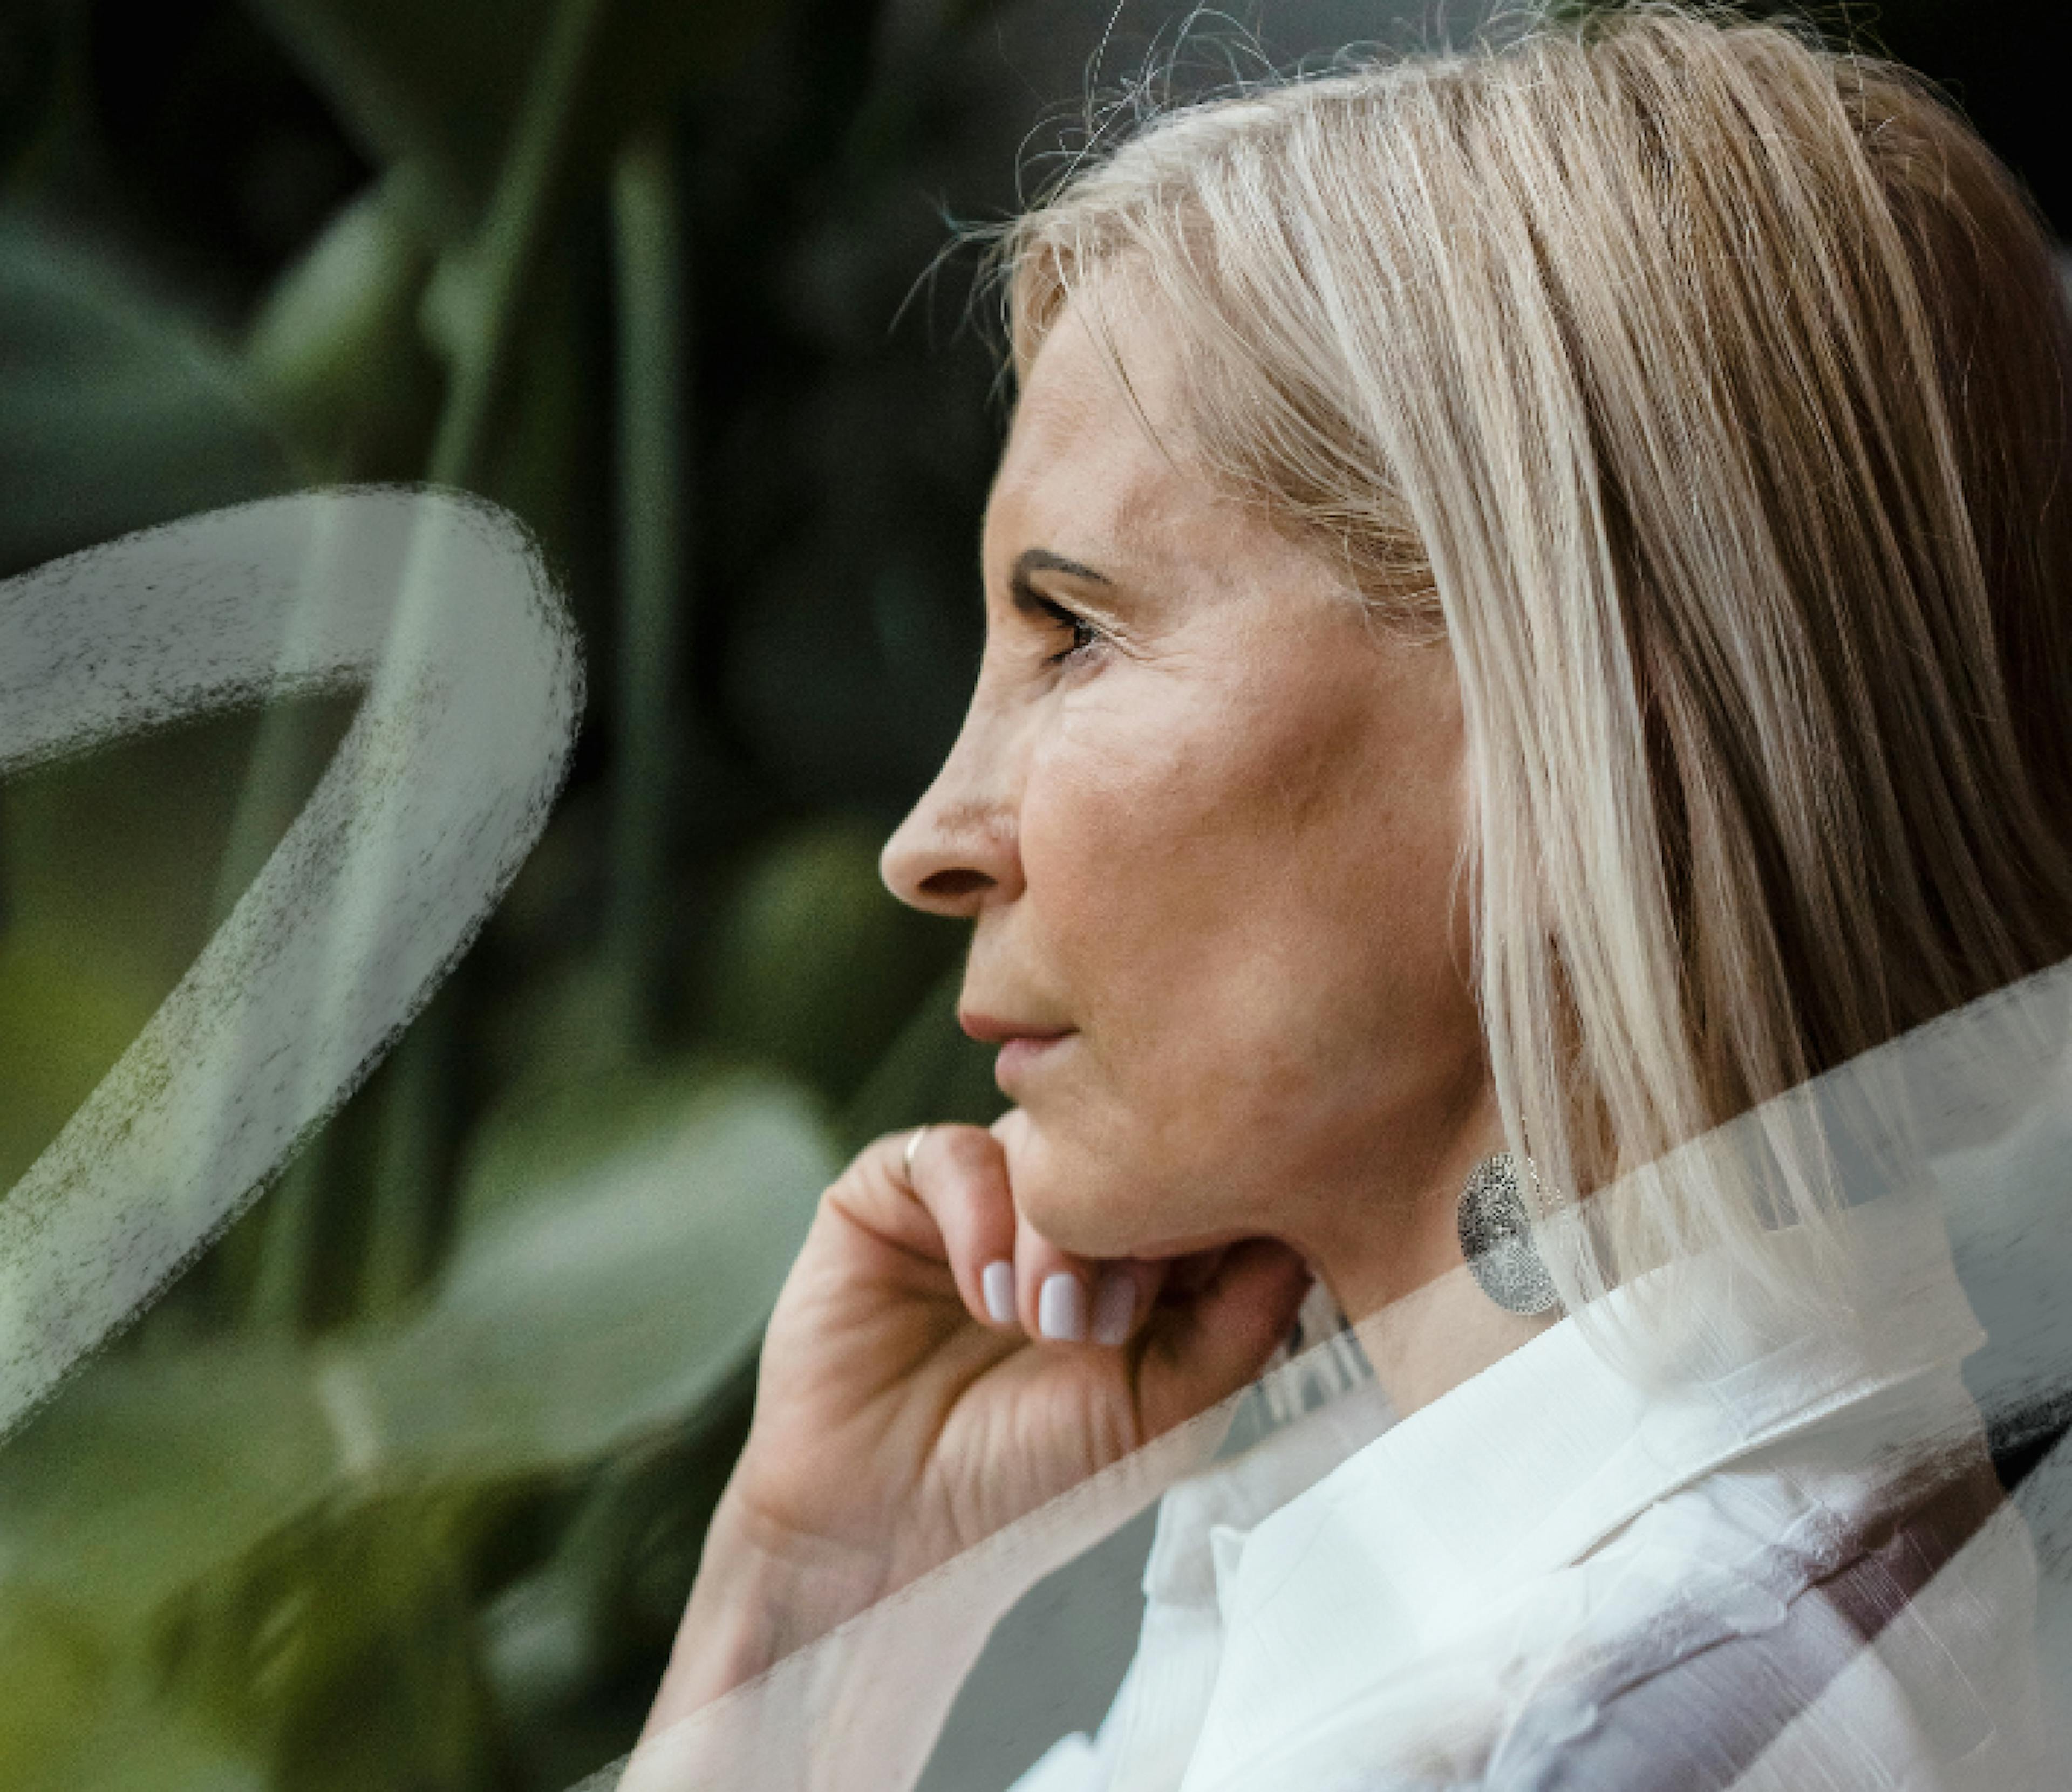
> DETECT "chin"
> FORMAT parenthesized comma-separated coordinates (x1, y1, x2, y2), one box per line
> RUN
(1017, 1181, 1147, 1260)
(1008, 1128, 1217, 1261)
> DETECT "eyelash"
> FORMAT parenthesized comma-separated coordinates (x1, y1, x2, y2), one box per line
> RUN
(1032, 596, 1102, 667)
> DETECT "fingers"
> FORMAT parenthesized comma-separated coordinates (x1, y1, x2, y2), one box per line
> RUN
(889, 1124, 1021, 1329)
(1010, 1229, 1167, 1348)
(986, 1107, 1166, 1348)
(841, 1120, 1165, 1352)
(849, 1118, 1293, 1369)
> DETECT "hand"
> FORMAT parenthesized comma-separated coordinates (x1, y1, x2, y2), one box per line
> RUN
(649, 1113, 1311, 1723)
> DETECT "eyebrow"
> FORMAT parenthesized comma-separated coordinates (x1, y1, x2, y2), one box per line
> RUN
(1008, 548, 1112, 616)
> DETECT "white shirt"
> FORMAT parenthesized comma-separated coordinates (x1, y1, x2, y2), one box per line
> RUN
(1008, 1194, 2050, 1792)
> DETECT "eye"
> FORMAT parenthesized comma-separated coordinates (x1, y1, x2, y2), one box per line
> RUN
(1030, 594, 1103, 667)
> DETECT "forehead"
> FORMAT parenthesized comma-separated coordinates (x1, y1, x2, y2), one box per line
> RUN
(982, 286, 1216, 571)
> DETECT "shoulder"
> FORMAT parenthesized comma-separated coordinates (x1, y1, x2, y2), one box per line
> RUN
(1253, 1456, 2044, 1792)
(1475, 1459, 2041, 1792)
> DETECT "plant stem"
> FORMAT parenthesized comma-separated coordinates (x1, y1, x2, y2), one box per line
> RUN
(606, 122, 690, 1051)
(429, 0, 614, 488)
(370, 0, 615, 1321)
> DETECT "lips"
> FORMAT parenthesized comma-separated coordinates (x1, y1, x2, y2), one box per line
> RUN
(960, 1011, 1076, 1093)
(958, 1011, 1073, 1045)
(993, 1032, 1072, 1091)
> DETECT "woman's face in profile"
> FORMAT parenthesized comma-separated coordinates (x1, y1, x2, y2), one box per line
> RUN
(883, 281, 1493, 1304)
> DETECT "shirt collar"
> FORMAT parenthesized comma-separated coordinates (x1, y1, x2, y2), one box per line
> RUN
(1141, 1377, 1396, 1610)
(1139, 1189, 1988, 1789)
(1322, 1187, 1984, 1616)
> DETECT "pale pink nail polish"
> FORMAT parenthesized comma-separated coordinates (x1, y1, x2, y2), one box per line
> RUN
(982, 1260, 1017, 1325)
(1038, 1273, 1087, 1342)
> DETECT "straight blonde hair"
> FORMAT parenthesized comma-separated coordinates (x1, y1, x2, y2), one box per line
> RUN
(989, 5, 2072, 1327)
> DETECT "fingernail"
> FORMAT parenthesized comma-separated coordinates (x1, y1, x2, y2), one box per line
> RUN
(982, 1260, 1017, 1325)
(1038, 1273, 1087, 1343)
(1092, 1272, 1136, 1347)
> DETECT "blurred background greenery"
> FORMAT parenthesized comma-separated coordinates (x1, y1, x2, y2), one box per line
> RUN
(0, 1, 2059, 1787)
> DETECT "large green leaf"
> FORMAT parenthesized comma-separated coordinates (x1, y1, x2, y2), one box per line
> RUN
(0, 1066, 834, 1783)
(478, 1410, 749, 1779)
(0, 220, 295, 578)
(155, 1493, 505, 1792)
(0, 1067, 830, 1619)
(372, 1063, 836, 1475)
(0, 1586, 112, 1788)
(0, 1342, 338, 1631)
(0, 695, 353, 1200)
(14, 1690, 267, 1792)
(0, 1581, 267, 1791)
(244, 170, 444, 478)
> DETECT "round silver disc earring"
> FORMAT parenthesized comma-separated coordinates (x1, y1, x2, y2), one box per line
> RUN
(1456, 1153, 1561, 1317)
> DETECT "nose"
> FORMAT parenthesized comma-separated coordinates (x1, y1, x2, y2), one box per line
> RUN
(881, 703, 1025, 919)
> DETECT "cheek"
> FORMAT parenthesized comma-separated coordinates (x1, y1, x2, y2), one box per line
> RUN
(1025, 662, 1463, 997)
(1019, 679, 1276, 1002)
(1006, 687, 1292, 1236)
(1015, 660, 1474, 1202)
(998, 642, 1475, 1260)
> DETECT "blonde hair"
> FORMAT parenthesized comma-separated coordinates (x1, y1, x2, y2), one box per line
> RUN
(989, 6, 2072, 1322)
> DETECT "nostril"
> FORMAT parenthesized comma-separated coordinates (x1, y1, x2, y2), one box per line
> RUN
(920, 868, 993, 902)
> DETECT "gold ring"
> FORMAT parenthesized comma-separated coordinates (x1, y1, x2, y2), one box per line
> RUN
(902, 1124, 932, 1181)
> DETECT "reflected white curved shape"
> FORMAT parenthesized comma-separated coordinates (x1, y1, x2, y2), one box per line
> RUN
(0, 485, 582, 1440)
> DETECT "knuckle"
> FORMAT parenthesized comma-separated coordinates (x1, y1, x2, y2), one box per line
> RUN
(937, 1125, 1003, 1177)
(871, 1126, 919, 1160)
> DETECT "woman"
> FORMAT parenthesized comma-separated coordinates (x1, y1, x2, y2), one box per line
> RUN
(628, 10, 2072, 1789)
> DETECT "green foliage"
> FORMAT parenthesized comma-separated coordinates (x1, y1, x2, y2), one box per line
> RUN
(0, 1590, 120, 1789)
(161, 1499, 504, 1792)
(246, 0, 777, 225)
(244, 172, 443, 478)
(698, 817, 965, 1103)
(405, 1065, 838, 1474)
(12, 1683, 269, 1792)
(0, 221, 294, 577)
(0, 1064, 841, 1783)
(0, 0, 1032, 1777)
(0, 918, 162, 1194)
(11, 0, 2037, 1781)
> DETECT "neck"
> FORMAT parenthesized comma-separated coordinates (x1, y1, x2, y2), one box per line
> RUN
(1349, 1266, 1557, 1416)
(1302, 1086, 1557, 1416)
